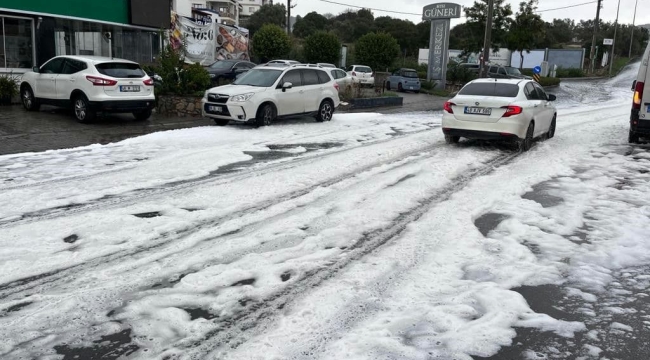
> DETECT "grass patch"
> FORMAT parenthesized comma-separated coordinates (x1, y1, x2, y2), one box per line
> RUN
(420, 88, 452, 97)
(611, 57, 630, 76)
(382, 91, 399, 97)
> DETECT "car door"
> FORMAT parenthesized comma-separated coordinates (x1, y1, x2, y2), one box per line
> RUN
(276, 69, 304, 115)
(533, 83, 554, 133)
(497, 67, 508, 78)
(300, 69, 322, 112)
(524, 82, 545, 134)
(56, 59, 86, 101)
(388, 70, 400, 89)
(35, 57, 65, 99)
(487, 66, 497, 78)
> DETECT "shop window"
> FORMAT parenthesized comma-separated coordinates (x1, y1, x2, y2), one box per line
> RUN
(1, 17, 34, 69)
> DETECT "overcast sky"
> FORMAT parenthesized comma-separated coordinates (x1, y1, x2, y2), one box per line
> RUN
(294, 0, 645, 27)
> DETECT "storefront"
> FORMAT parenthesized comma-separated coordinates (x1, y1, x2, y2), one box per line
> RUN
(0, 0, 170, 73)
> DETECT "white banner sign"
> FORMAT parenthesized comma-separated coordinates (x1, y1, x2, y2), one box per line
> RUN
(603, 38, 614, 45)
(170, 12, 215, 65)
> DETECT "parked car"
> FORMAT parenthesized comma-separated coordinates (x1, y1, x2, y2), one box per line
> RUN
(347, 65, 374, 86)
(327, 68, 354, 92)
(317, 63, 337, 68)
(205, 59, 256, 85)
(486, 65, 532, 79)
(459, 63, 480, 74)
(202, 64, 340, 127)
(442, 78, 557, 151)
(630, 40, 650, 143)
(386, 68, 421, 92)
(267, 59, 301, 66)
(20, 55, 155, 122)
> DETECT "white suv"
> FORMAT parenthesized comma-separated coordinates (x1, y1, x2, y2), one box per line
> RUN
(202, 64, 340, 126)
(20, 55, 155, 122)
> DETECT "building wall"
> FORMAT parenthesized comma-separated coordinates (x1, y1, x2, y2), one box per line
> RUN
(174, 0, 206, 17)
(239, 0, 262, 16)
(0, 0, 129, 24)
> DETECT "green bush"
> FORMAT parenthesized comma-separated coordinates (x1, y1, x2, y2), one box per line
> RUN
(446, 62, 476, 84)
(148, 44, 211, 96)
(537, 77, 561, 87)
(421, 80, 435, 90)
(520, 68, 534, 76)
(0, 74, 18, 99)
(555, 67, 584, 78)
(179, 63, 211, 95)
(354, 32, 400, 72)
(252, 24, 292, 63)
(303, 32, 341, 64)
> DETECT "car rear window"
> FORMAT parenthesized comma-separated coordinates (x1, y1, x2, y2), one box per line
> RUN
(458, 82, 520, 97)
(403, 71, 418, 78)
(355, 66, 372, 73)
(95, 62, 146, 78)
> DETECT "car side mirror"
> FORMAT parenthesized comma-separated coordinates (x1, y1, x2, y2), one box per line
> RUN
(32, 66, 40, 73)
(632, 80, 637, 91)
(548, 94, 556, 101)
(282, 82, 293, 92)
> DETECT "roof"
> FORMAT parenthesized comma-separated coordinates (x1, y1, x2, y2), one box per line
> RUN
(55, 55, 136, 64)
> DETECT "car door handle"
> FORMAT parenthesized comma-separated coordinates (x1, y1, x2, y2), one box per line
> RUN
(69, 78, 75, 82)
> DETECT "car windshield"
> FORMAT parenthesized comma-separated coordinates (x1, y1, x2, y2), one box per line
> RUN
(95, 62, 145, 78)
(505, 67, 522, 75)
(355, 66, 372, 73)
(403, 71, 418, 78)
(458, 82, 520, 97)
(233, 69, 283, 87)
(210, 61, 234, 69)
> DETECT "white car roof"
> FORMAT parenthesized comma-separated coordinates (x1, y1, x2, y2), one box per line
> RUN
(55, 55, 138, 65)
(469, 78, 528, 86)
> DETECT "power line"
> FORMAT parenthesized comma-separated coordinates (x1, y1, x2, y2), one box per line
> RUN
(317, 0, 421, 16)
(536, 1, 598, 13)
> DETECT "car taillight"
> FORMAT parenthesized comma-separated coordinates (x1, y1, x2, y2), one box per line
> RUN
(501, 105, 523, 117)
(352, 71, 356, 76)
(633, 81, 644, 110)
(334, 82, 339, 91)
(143, 77, 154, 86)
(86, 75, 117, 86)
(443, 101, 455, 113)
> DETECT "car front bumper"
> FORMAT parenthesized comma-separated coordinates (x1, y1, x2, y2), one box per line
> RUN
(441, 113, 530, 139)
(201, 99, 255, 122)
(88, 99, 155, 112)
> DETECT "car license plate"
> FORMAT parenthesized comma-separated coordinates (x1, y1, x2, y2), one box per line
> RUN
(209, 105, 222, 113)
(464, 106, 492, 115)
(120, 85, 140, 92)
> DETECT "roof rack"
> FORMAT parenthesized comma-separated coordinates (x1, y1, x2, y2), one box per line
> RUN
(289, 63, 324, 68)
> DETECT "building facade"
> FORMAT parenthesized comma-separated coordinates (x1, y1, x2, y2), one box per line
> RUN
(0, 0, 170, 72)
(174, 0, 272, 26)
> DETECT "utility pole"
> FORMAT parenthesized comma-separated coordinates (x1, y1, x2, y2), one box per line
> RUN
(589, 0, 602, 74)
(609, 0, 621, 76)
(286, 0, 296, 35)
(629, 0, 638, 59)
(480, 0, 494, 78)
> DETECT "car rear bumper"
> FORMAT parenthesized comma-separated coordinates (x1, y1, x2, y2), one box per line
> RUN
(442, 113, 529, 139)
(89, 100, 155, 112)
(630, 109, 650, 134)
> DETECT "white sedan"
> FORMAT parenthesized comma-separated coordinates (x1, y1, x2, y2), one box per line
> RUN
(442, 78, 558, 151)
(328, 68, 354, 92)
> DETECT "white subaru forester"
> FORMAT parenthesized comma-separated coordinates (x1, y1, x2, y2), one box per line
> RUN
(202, 64, 340, 126)
(20, 55, 155, 123)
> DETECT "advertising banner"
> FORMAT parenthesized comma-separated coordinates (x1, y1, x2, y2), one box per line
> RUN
(215, 24, 250, 61)
(170, 12, 215, 65)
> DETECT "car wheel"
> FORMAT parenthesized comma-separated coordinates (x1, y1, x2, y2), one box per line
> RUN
(21, 86, 40, 111)
(398, 83, 403, 92)
(518, 122, 535, 152)
(214, 119, 229, 126)
(629, 130, 640, 144)
(547, 116, 556, 139)
(73, 95, 95, 123)
(385, 81, 391, 90)
(316, 100, 334, 122)
(256, 103, 275, 127)
(133, 109, 152, 121)
(445, 135, 460, 144)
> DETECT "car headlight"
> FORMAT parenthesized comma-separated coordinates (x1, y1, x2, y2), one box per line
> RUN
(209, 74, 216, 78)
(230, 93, 255, 102)
(203, 91, 208, 100)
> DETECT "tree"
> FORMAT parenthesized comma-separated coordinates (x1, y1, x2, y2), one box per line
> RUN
(374, 16, 419, 57)
(252, 24, 292, 62)
(245, 4, 287, 36)
(461, 0, 513, 55)
(354, 32, 400, 71)
(293, 12, 329, 38)
(507, 0, 545, 68)
(330, 9, 375, 43)
(303, 32, 341, 64)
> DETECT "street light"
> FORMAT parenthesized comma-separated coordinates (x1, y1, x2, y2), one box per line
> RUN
(608, 0, 621, 76)
(629, 0, 639, 59)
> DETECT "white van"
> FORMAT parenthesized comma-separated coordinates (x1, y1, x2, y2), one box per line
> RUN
(630, 43, 650, 143)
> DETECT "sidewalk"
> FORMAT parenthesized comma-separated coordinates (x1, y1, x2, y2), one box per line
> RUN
(341, 92, 448, 114)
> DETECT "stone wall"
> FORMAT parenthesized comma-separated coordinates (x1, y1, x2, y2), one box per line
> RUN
(157, 95, 203, 117)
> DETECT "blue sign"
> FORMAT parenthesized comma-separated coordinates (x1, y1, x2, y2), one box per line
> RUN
(533, 66, 542, 74)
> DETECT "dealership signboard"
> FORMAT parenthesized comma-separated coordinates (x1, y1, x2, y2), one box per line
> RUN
(422, 3, 461, 89)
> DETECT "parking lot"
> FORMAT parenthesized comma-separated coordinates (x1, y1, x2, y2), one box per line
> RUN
(0, 92, 446, 156)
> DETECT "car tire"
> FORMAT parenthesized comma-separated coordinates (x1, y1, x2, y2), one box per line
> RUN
(547, 116, 556, 139)
(385, 81, 391, 90)
(21, 86, 40, 111)
(414, 90, 420, 94)
(518, 122, 535, 152)
(214, 119, 229, 126)
(316, 99, 334, 122)
(629, 130, 640, 144)
(398, 83, 403, 92)
(445, 135, 460, 144)
(133, 109, 152, 121)
(255, 103, 275, 127)
(73, 94, 95, 123)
